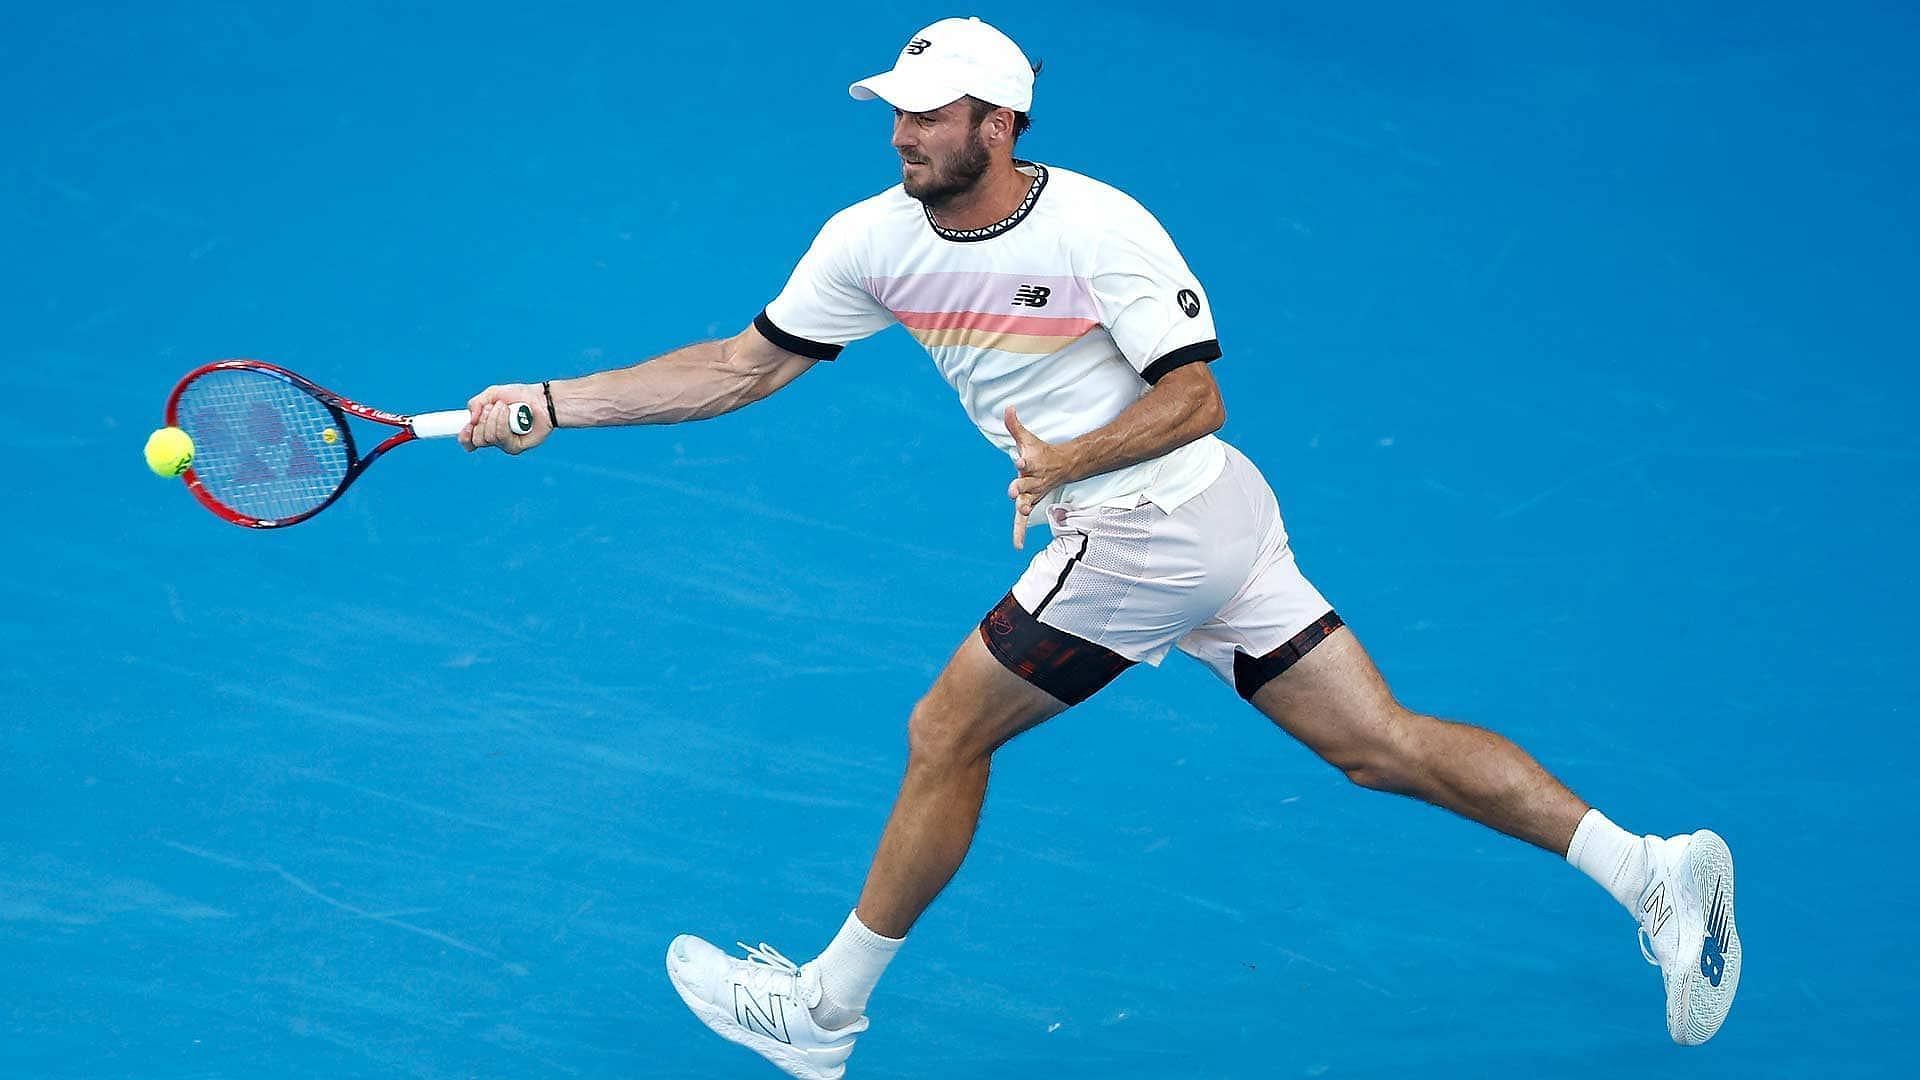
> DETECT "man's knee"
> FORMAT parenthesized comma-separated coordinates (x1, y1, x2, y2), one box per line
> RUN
(905, 694, 989, 771)
(1324, 707, 1430, 793)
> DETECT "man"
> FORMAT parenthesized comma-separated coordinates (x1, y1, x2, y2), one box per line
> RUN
(460, 17, 1741, 1078)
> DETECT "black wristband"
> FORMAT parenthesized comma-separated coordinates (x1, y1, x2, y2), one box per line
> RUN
(542, 380, 559, 429)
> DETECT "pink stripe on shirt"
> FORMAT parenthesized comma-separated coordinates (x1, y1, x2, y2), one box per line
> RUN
(862, 271, 1098, 321)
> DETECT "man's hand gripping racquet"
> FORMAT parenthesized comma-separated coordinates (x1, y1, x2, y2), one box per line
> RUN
(163, 359, 540, 529)
(461, 383, 556, 456)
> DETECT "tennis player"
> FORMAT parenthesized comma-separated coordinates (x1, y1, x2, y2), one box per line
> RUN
(461, 17, 1741, 1076)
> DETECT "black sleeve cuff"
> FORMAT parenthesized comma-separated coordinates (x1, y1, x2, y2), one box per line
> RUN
(754, 310, 843, 361)
(1140, 339, 1221, 385)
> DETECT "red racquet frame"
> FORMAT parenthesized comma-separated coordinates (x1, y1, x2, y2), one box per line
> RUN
(166, 359, 434, 529)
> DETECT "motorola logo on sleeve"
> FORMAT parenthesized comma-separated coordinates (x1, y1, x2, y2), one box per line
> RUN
(1176, 289, 1202, 318)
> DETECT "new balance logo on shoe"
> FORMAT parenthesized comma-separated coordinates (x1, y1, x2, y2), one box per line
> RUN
(1011, 284, 1051, 307)
(733, 984, 793, 1044)
(1700, 878, 1729, 986)
(1641, 881, 1673, 938)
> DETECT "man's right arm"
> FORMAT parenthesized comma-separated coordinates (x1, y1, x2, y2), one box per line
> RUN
(460, 321, 817, 454)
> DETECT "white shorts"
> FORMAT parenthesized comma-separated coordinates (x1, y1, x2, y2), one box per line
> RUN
(984, 443, 1340, 703)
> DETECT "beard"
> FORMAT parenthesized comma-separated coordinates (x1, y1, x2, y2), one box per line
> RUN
(901, 129, 991, 209)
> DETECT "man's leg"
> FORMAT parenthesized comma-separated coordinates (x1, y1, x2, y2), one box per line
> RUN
(1181, 445, 1737, 1041)
(793, 623, 1078, 1032)
(668, 513, 1146, 1075)
(1246, 625, 1586, 851)
(662, 626, 1082, 1078)
(1240, 619, 1741, 1043)
(856, 629, 1067, 936)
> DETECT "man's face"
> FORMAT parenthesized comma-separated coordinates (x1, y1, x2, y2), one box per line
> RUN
(892, 100, 991, 206)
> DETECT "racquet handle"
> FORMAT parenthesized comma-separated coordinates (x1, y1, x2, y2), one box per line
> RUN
(409, 403, 533, 439)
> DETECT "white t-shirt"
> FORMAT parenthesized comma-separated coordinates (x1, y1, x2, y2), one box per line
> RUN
(757, 162, 1227, 514)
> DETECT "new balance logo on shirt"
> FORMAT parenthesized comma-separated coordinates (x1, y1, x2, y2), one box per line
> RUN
(1011, 284, 1051, 307)
(733, 984, 793, 1044)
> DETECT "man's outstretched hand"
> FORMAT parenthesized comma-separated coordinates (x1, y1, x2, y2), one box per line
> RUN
(461, 384, 554, 454)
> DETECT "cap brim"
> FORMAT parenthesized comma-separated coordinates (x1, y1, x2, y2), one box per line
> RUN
(848, 69, 966, 113)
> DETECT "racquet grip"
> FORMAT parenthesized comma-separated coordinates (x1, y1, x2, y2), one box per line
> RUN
(410, 410, 472, 438)
(410, 403, 533, 439)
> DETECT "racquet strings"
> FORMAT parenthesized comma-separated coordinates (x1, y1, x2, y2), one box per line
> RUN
(175, 368, 354, 520)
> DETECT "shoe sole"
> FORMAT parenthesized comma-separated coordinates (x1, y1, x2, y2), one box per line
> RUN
(665, 958, 846, 1080)
(1673, 829, 1741, 1045)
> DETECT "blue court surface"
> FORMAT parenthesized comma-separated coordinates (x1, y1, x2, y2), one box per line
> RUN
(6, 2, 1915, 1077)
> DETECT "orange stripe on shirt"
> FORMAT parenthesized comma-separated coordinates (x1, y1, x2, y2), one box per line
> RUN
(907, 325, 1089, 354)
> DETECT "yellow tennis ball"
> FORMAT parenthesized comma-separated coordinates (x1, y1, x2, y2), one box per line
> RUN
(145, 426, 195, 478)
(322, 426, 339, 444)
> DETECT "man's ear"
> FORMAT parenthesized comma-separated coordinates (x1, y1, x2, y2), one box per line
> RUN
(986, 107, 1015, 146)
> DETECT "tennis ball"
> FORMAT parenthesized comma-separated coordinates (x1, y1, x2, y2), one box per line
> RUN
(145, 426, 195, 478)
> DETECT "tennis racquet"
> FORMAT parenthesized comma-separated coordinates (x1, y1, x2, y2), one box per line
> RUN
(164, 359, 532, 529)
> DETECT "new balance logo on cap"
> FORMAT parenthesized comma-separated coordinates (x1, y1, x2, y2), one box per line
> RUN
(905, 37, 931, 55)
(1012, 284, 1051, 307)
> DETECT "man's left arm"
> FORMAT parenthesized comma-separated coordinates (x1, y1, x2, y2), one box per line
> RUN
(1005, 362, 1224, 548)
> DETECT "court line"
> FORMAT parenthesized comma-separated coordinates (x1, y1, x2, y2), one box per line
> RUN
(162, 839, 507, 964)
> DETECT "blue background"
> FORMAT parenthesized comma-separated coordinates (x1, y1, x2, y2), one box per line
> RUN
(4, 1, 1915, 1076)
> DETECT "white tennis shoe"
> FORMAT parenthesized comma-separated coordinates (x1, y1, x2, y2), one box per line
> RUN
(666, 935, 867, 1079)
(1635, 829, 1741, 1045)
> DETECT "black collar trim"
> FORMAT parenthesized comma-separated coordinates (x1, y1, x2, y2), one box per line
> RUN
(925, 162, 1048, 243)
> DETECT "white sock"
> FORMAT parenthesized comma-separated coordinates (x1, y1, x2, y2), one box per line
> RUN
(1566, 808, 1651, 912)
(809, 909, 903, 1030)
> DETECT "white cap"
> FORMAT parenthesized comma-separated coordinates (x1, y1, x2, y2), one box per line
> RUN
(849, 17, 1034, 114)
